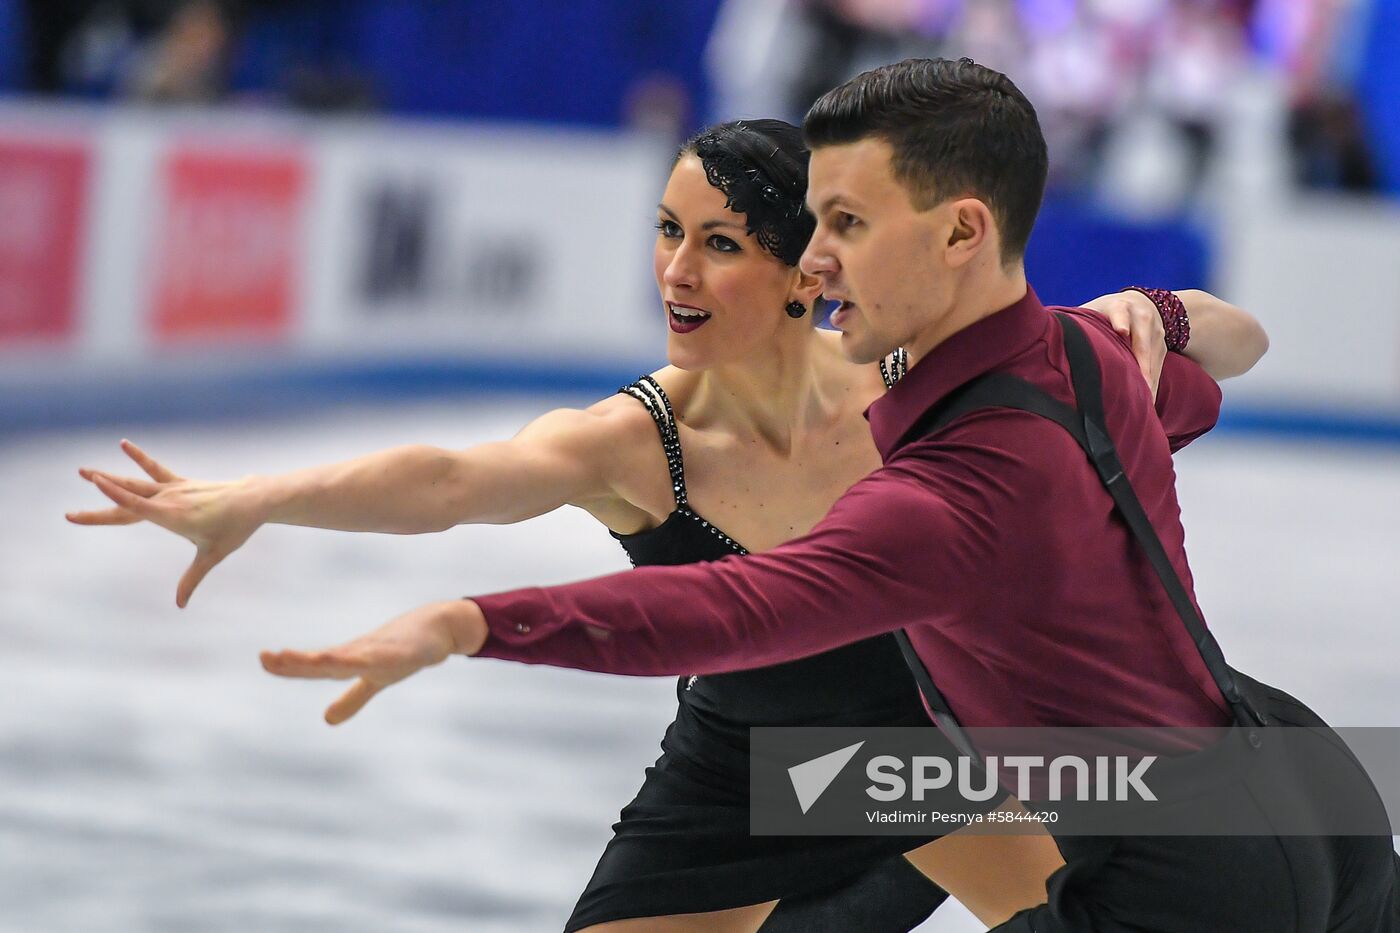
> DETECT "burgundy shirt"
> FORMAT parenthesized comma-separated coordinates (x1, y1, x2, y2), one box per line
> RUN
(475, 289, 1233, 729)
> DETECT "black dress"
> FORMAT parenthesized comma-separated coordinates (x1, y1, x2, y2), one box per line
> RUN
(565, 373, 948, 932)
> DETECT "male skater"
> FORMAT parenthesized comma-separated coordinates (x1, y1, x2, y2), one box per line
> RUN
(264, 58, 1400, 930)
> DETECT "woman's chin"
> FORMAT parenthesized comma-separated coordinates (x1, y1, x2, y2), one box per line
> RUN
(665, 340, 713, 372)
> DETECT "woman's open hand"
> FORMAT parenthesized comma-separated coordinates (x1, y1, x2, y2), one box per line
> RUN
(67, 440, 266, 607)
(1081, 290, 1167, 398)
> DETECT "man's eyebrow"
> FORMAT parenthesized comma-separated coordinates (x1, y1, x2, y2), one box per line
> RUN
(812, 195, 858, 215)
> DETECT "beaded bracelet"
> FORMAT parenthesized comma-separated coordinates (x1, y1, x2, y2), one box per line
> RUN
(1123, 287, 1190, 352)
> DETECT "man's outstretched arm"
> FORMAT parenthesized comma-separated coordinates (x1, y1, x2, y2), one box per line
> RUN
(466, 457, 976, 676)
(258, 426, 1042, 727)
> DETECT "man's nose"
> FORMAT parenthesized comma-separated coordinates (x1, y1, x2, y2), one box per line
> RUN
(799, 233, 836, 279)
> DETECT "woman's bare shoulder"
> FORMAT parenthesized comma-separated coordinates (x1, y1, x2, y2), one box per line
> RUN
(594, 365, 702, 416)
(813, 329, 889, 404)
(578, 390, 662, 445)
(647, 365, 700, 404)
(576, 366, 700, 449)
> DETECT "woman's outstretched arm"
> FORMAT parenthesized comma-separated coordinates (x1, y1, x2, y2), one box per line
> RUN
(66, 397, 653, 606)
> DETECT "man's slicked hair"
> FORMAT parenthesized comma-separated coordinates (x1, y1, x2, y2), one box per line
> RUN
(803, 57, 1048, 263)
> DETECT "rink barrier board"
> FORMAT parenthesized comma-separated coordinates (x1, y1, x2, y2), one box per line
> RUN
(3, 362, 1398, 447)
(0, 104, 1396, 442)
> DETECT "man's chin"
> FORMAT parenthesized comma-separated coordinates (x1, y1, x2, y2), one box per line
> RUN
(836, 329, 889, 366)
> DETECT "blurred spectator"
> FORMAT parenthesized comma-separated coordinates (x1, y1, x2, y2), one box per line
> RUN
(23, 0, 182, 96)
(953, 0, 1025, 79)
(786, 1, 941, 122)
(1289, 94, 1379, 191)
(722, 0, 1386, 208)
(624, 72, 693, 142)
(1020, 5, 1121, 190)
(11, 0, 1390, 198)
(122, 0, 229, 104)
(705, 0, 806, 123)
(1259, 0, 1382, 192)
(1141, 1, 1247, 192)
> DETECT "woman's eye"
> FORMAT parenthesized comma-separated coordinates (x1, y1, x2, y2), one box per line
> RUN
(708, 235, 740, 253)
(655, 220, 682, 238)
(836, 212, 860, 232)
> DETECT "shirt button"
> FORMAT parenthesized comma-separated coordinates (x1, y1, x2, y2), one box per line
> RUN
(514, 622, 531, 634)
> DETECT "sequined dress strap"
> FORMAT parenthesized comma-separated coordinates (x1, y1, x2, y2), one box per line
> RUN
(619, 374, 690, 509)
(616, 376, 748, 556)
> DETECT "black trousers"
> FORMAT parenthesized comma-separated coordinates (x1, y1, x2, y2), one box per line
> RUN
(992, 835, 1400, 932)
(757, 855, 947, 932)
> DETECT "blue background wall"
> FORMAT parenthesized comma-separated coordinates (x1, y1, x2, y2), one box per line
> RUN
(1358, 0, 1400, 195)
(0, 0, 22, 92)
(231, 0, 723, 127)
(1025, 198, 1210, 306)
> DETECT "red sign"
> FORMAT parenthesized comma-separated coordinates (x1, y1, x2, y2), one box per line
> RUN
(150, 147, 305, 342)
(0, 139, 90, 343)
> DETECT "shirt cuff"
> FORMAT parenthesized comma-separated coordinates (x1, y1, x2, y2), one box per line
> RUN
(472, 587, 620, 670)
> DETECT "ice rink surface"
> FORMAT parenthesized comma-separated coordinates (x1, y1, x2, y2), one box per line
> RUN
(4, 394, 1398, 932)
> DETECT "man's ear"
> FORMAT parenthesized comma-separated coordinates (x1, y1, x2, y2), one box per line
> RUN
(945, 198, 997, 269)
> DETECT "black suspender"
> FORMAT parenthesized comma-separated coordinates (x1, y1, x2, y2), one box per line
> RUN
(890, 630, 982, 761)
(892, 313, 1266, 749)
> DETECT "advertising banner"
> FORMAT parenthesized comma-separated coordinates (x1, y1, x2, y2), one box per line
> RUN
(302, 128, 666, 359)
(149, 145, 307, 344)
(0, 137, 90, 344)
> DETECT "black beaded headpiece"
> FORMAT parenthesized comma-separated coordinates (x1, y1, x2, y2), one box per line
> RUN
(686, 120, 815, 267)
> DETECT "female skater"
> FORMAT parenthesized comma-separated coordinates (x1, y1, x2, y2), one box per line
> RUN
(71, 119, 1268, 931)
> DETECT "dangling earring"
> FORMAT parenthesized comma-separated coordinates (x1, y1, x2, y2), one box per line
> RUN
(785, 301, 807, 319)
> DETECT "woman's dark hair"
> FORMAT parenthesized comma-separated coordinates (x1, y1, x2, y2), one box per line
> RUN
(676, 119, 815, 266)
(803, 57, 1048, 264)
